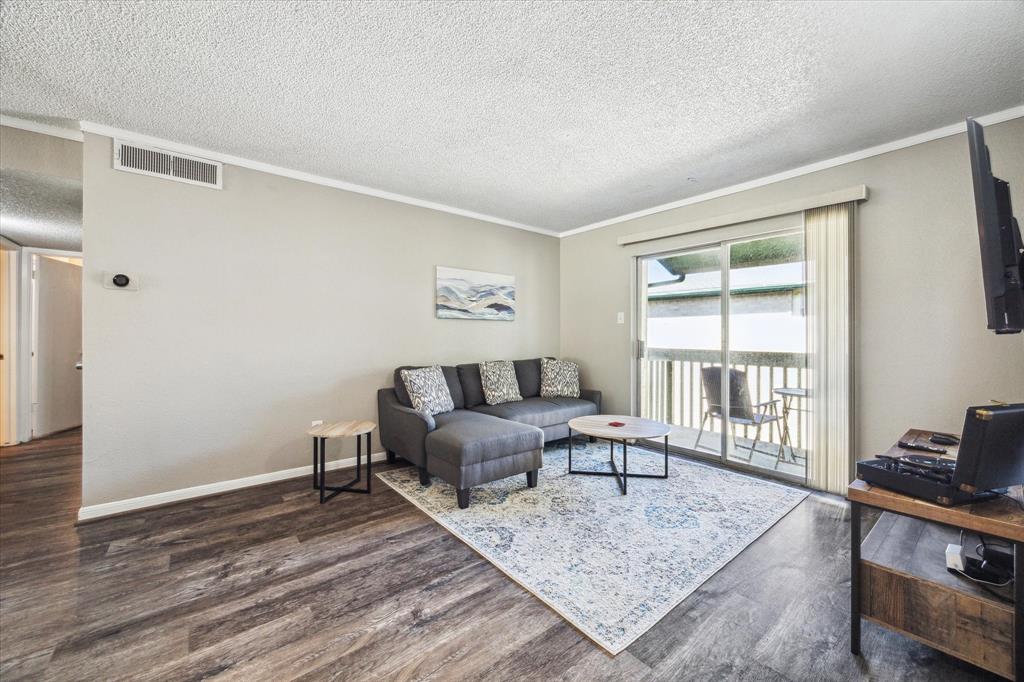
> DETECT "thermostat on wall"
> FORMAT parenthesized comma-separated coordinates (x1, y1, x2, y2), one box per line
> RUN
(102, 271, 139, 291)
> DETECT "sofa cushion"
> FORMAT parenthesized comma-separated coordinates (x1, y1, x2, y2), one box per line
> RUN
(394, 366, 464, 409)
(479, 360, 523, 405)
(513, 358, 543, 398)
(540, 358, 580, 398)
(427, 410, 543, 466)
(399, 366, 455, 415)
(470, 396, 598, 428)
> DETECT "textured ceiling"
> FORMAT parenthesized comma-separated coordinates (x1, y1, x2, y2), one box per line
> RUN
(0, 170, 82, 250)
(1, 1, 1022, 233)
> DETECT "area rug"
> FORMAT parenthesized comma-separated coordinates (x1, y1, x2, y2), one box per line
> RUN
(376, 440, 808, 654)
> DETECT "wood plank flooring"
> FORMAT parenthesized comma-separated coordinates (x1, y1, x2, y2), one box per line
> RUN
(0, 429, 1002, 680)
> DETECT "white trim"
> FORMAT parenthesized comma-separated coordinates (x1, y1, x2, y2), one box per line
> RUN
(561, 105, 1024, 238)
(0, 114, 84, 142)
(76, 451, 389, 522)
(78, 121, 559, 238)
(616, 185, 867, 246)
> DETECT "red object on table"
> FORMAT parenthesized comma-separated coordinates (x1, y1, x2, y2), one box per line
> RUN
(608, 421, 625, 427)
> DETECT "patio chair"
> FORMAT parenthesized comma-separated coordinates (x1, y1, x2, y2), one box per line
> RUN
(695, 366, 786, 467)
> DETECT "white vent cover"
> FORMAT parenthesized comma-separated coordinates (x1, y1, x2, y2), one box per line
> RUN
(113, 140, 222, 189)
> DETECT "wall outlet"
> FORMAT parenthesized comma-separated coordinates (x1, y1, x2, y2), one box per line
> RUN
(311, 419, 323, 428)
(616, 312, 625, 324)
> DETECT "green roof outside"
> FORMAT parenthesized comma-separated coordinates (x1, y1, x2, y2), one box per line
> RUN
(656, 233, 803, 276)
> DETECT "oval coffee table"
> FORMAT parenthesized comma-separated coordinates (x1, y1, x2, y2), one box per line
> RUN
(567, 415, 671, 495)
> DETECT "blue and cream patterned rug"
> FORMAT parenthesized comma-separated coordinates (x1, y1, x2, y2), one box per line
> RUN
(377, 440, 808, 654)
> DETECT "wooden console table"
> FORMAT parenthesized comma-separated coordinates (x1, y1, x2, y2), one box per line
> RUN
(850, 459, 1024, 679)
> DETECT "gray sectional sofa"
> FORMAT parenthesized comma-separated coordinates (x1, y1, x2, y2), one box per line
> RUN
(377, 358, 602, 508)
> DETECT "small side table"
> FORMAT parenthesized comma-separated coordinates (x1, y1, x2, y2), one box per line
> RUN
(308, 420, 376, 504)
(773, 387, 809, 462)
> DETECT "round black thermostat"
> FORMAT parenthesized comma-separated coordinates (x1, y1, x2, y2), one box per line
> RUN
(112, 274, 131, 288)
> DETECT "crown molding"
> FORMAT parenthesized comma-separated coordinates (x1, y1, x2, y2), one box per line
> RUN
(0, 114, 84, 141)
(18, 106, 1023, 239)
(78, 121, 559, 238)
(560, 104, 1024, 239)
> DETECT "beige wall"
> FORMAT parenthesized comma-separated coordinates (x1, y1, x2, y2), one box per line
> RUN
(0, 126, 82, 179)
(560, 117, 1024, 461)
(82, 133, 560, 506)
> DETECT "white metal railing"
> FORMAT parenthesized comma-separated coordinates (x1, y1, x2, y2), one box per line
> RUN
(641, 348, 809, 449)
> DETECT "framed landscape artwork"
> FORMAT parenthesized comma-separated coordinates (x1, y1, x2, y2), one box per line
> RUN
(436, 266, 516, 321)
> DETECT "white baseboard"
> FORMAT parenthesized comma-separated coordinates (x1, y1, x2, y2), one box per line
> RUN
(77, 451, 390, 522)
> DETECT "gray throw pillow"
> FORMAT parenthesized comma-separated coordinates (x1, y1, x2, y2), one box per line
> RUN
(479, 360, 523, 405)
(540, 358, 580, 398)
(400, 365, 455, 415)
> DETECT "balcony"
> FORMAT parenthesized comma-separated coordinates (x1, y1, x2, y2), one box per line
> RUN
(640, 347, 809, 479)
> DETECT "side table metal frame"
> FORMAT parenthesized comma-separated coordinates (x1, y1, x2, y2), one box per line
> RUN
(312, 431, 372, 503)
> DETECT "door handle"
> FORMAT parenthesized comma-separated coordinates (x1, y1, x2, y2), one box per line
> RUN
(74, 362, 82, 370)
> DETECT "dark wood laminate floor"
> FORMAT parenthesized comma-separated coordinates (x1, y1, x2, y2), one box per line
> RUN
(0, 429, 1001, 681)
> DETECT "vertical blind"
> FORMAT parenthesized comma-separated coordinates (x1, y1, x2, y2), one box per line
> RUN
(805, 202, 854, 494)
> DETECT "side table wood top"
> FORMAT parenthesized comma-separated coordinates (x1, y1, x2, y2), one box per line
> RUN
(307, 420, 377, 439)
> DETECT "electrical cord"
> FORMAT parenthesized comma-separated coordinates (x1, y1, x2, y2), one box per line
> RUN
(989, 489, 1024, 513)
(949, 566, 1012, 587)
(952, 529, 1015, 606)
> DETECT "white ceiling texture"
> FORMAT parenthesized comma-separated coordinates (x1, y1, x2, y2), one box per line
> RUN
(1, 1, 1022, 234)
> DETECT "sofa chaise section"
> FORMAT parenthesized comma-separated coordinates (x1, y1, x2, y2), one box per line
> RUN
(378, 358, 602, 508)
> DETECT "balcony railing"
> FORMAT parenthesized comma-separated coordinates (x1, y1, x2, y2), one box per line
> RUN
(640, 347, 810, 451)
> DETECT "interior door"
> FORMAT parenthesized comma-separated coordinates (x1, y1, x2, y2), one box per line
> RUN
(0, 246, 16, 445)
(32, 255, 82, 437)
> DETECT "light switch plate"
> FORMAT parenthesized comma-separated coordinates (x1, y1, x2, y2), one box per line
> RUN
(616, 312, 625, 324)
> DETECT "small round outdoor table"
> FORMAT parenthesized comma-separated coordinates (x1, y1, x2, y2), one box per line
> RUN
(567, 415, 672, 495)
(307, 420, 376, 504)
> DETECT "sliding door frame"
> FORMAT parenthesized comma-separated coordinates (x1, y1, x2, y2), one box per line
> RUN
(632, 224, 807, 486)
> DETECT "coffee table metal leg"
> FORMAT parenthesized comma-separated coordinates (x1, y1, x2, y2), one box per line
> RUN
(568, 428, 573, 472)
(664, 435, 669, 477)
(622, 439, 628, 495)
(312, 437, 318, 490)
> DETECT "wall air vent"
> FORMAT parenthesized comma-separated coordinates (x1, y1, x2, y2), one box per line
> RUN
(113, 140, 222, 189)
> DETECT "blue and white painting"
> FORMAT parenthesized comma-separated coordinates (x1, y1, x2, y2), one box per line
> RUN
(436, 266, 515, 321)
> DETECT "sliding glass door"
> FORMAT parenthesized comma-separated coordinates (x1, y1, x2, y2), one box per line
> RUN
(637, 228, 810, 484)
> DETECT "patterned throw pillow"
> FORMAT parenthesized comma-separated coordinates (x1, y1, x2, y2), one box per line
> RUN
(540, 358, 580, 398)
(400, 365, 455, 415)
(479, 360, 523, 405)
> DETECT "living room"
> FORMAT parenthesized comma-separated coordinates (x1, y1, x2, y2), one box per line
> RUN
(1, 1, 1023, 680)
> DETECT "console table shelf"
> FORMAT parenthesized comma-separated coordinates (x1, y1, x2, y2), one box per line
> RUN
(860, 512, 1014, 678)
(849, 475, 1024, 681)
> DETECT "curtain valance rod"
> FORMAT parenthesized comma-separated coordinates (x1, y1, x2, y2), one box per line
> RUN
(617, 185, 868, 246)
